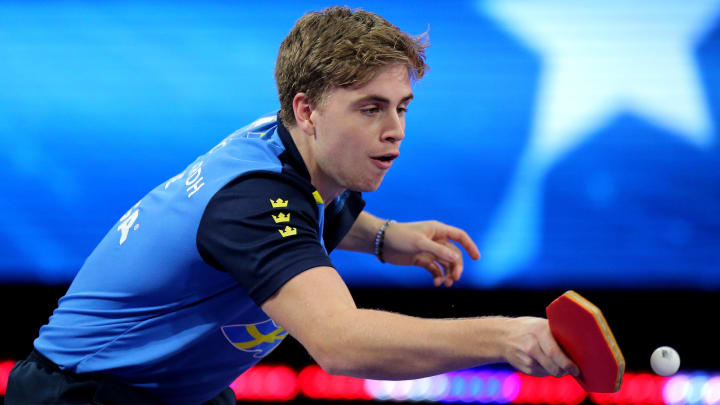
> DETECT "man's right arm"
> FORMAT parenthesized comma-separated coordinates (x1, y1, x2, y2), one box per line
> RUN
(261, 266, 579, 380)
(197, 172, 577, 379)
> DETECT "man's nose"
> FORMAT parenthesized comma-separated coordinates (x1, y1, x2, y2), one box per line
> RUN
(381, 111, 405, 143)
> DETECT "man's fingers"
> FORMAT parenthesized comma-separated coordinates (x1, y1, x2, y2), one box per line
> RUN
(441, 241, 464, 283)
(528, 359, 551, 377)
(516, 320, 564, 378)
(539, 329, 580, 377)
(508, 317, 579, 378)
(414, 253, 445, 286)
(429, 262, 445, 287)
(510, 353, 550, 377)
(435, 259, 454, 287)
(417, 237, 459, 263)
(415, 238, 466, 287)
(531, 345, 564, 377)
(441, 225, 481, 260)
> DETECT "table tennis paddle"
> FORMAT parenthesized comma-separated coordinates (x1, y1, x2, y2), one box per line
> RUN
(546, 290, 625, 393)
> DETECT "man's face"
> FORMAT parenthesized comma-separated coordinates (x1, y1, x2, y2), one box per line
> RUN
(310, 64, 413, 194)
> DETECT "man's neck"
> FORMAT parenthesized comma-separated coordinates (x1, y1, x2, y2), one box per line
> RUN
(286, 124, 345, 203)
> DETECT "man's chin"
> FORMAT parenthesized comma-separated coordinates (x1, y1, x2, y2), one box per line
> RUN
(343, 179, 382, 193)
(352, 180, 384, 193)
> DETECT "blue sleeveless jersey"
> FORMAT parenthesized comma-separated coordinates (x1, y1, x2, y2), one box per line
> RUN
(34, 114, 362, 404)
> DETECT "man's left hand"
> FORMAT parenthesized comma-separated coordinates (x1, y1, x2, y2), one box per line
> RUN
(382, 221, 481, 287)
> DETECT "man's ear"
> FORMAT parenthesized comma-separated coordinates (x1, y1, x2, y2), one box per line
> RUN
(292, 93, 316, 136)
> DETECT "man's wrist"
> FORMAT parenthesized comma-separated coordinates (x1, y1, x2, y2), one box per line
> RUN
(373, 219, 396, 263)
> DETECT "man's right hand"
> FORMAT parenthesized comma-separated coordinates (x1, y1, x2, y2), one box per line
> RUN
(502, 317, 580, 377)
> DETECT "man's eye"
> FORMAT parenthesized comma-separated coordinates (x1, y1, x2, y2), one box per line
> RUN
(397, 107, 409, 115)
(361, 107, 380, 115)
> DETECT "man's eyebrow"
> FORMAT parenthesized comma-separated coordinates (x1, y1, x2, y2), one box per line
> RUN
(354, 94, 414, 105)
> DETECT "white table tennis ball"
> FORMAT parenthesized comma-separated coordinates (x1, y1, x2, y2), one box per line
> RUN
(651, 346, 680, 376)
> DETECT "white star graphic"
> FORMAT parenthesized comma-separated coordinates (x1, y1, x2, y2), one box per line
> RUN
(477, 0, 720, 283)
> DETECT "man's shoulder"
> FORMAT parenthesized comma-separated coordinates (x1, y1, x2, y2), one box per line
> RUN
(202, 114, 285, 165)
(212, 169, 318, 213)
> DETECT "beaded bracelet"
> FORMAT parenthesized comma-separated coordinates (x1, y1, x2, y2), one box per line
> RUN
(373, 219, 396, 263)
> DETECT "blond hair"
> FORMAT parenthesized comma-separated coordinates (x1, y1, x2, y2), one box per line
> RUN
(275, 6, 428, 126)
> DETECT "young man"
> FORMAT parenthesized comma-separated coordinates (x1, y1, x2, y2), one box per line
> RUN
(6, 6, 578, 405)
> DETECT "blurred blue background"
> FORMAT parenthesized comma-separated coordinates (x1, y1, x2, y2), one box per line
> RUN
(2, 0, 719, 289)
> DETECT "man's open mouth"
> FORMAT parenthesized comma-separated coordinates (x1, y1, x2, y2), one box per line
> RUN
(372, 154, 399, 162)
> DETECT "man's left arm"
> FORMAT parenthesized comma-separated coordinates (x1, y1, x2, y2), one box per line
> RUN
(336, 211, 481, 287)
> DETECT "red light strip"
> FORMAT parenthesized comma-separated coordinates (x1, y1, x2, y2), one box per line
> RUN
(0, 360, 15, 396)
(589, 373, 667, 405)
(297, 365, 371, 400)
(230, 365, 298, 401)
(513, 374, 587, 404)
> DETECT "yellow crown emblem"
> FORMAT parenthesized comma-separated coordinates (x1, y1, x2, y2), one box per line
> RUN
(278, 226, 297, 238)
(271, 213, 290, 223)
(270, 198, 288, 208)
